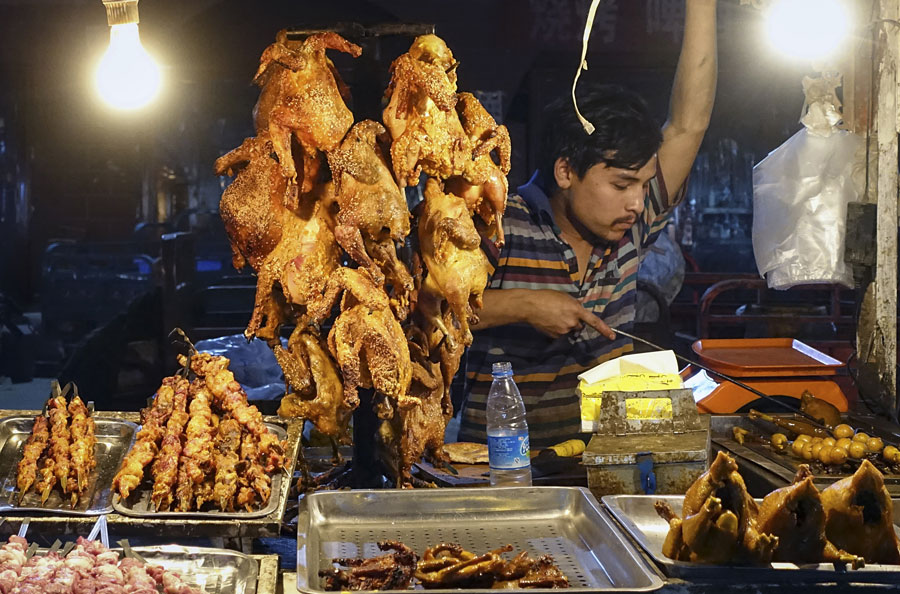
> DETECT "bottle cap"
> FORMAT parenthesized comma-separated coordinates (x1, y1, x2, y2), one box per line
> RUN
(491, 361, 513, 378)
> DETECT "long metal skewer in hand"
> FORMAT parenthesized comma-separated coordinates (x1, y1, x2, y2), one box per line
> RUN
(611, 327, 830, 428)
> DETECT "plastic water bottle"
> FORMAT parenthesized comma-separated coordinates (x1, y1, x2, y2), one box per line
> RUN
(486, 361, 532, 486)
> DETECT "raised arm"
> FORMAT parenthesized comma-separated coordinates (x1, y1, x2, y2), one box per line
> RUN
(658, 0, 718, 202)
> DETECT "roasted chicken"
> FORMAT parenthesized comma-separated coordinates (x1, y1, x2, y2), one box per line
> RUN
(418, 179, 490, 350)
(821, 459, 900, 564)
(383, 35, 470, 188)
(216, 139, 341, 339)
(327, 119, 413, 316)
(377, 331, 451, 488)
(320, 541, 418, 591)
(277, 327, 354, 443)
(446, 91, 511, 247)
(757, 465, 864, 567)
(307, 267, 413, 411)
(253, 30, 361, 193)
(655, 451, 778, 564)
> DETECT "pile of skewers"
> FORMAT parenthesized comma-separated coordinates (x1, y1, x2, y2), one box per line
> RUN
(113, 344, 288, 513)
(16, 382, 96, 508)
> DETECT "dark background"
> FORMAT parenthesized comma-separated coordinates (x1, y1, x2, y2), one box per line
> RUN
(0, 0, 826, 404)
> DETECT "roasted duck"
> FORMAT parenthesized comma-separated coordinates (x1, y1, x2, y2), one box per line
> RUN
(757, 465, 864, 567)
(820, 459, 900, 564)
(253, 30, 361, 193)
(655, 451, 778, 564)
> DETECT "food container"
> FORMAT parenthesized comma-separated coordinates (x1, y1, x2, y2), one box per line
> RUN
(296, 487, 664, 592)
(0, 415, 138, 515)
(603, 494, 900, 583)
(691, 338, 843, 378)
(583, 388, 709, 497)
(112, 422, 289, 519)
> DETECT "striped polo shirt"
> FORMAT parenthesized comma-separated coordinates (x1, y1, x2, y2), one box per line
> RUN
(459, 169, 680, 448)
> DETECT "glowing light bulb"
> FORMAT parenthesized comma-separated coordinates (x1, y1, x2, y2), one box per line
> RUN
(95, 23, 161, 110)
(764, 0, 851, 61)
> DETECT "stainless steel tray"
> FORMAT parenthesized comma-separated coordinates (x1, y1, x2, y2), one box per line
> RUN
(131, 545, 258, 594)
(0, 415, 138, 516)
(297, 487, 664, 592)
(113, 422, 288, 519)
(603, 494, 900, 583)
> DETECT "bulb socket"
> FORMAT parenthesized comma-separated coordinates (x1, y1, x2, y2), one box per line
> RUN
(102, 0, 140, 26)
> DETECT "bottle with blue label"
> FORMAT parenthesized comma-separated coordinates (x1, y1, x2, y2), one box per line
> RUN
(486, 361, 532, 486)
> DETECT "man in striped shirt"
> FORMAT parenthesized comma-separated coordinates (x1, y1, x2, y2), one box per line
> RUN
(460, 0, 718, 447)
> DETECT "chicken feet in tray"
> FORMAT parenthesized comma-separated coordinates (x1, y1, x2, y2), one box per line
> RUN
(253, 30, 361, 194)
(415, 543, 569, 589)
(320, 541, 418, 591)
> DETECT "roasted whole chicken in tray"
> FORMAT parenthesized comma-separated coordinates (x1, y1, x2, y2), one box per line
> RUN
(218, 30, 508, 488)
(656, 451, 900, 567)
(655, 451, 778, 564)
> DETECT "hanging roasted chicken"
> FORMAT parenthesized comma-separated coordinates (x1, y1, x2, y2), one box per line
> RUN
(327, 119, 413, 317)
(254, 30, 361, 195)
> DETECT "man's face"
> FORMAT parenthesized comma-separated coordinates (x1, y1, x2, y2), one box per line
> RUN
(555, 156, 657, 243)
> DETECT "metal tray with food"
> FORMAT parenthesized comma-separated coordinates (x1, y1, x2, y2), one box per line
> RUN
(130, 545, 259, 594)
(296, 486, 664, 592)
(602, 494, 900, 583)
(112, 422, 289, 519)
(0, 415, 138, 516)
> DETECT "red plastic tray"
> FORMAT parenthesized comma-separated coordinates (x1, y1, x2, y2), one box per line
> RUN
(691, 338, 844, 377)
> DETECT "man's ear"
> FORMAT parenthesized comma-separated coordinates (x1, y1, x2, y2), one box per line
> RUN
(553, 157, 574, 190)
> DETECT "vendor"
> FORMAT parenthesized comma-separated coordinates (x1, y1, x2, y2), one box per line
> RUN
(459, 0, 718, 447)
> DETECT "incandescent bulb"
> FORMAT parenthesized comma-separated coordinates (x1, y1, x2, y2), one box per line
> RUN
(95, 23, 161, 110)
(764, 0, 851, 61)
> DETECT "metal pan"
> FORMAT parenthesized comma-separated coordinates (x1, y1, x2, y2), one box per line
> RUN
(130, 545, 259, 594)
(0, 415, 138, 516)
(297, 486, 664, 592)
(603, 494, 900, 583)
(113, 422, 288, 519)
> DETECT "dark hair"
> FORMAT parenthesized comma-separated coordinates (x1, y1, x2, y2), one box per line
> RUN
(538, 84, 663, 192)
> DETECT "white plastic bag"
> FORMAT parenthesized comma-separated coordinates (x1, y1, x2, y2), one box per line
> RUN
(752, 127, 862, 289)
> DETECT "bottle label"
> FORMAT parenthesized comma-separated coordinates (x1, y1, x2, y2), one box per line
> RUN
(488, 433, 530, 470)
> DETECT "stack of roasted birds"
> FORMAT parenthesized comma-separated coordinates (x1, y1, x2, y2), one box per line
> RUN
(655, 450, 900, 566)
(113, 352, 287, 512)
(215, 29, 509, 487)
(0, 535, 205, 594)
(16, 382, 96, 508)
(320, 541, 568, 590)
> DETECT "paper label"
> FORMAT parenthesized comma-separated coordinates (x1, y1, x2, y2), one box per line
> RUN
(488, 433, 530, 470)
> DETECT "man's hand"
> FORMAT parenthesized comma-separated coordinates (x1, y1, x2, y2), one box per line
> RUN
(524, 290, 617, 341)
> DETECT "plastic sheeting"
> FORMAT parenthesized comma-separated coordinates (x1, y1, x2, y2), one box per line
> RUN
(751, 127, 862, 290)
(194, 334, 285, 402)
